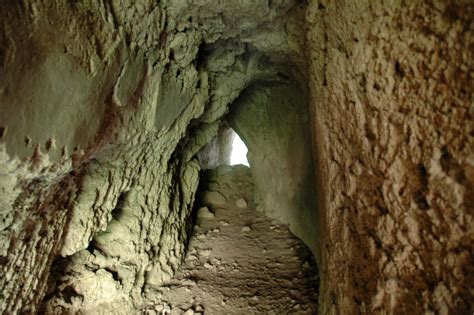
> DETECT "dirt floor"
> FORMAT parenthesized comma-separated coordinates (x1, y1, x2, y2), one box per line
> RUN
(142, 165, 319, 314)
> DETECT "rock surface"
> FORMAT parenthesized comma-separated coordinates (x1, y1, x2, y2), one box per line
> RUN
(0, 0, 472, 314)
(140, 166, 318, 314)
(0, 1, 308, 313)
(228, 80, 318, 256)
(307, 1, 473, 313)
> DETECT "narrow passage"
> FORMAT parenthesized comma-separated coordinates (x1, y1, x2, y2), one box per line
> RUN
(145, 165, 319, 314)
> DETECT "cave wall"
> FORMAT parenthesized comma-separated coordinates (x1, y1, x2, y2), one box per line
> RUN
(196, 122, 235, 170)
(1, 0, 472, 313)
(228, 81, 318, 256)
(0, 1, 308, 313)
(307, 0, 473, 313)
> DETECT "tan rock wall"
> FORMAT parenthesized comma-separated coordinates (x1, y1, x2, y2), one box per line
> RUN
(307, 0, 473, 313)
(0, 1, 308, 312)
(228, 81, 319, 256)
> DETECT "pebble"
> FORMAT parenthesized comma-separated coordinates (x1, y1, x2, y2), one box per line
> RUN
(201, 190, 226, 206)
(204, 262, 213, 269)
(197, 207, 214, 219)
(241, 226, 251, 232)
(187, 254, 199, 261)
(235, 198, 248, 208)
(183, 309, 194, 315)
(199, 249, 212, 257)
(219, 221, 229, 226)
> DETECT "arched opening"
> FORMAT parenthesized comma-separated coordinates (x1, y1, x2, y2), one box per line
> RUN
(183, 77, 319, 312)
(229, 131, 249, 166)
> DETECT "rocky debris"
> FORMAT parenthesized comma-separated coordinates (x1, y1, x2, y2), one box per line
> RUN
(196, 207, 214, 219)
(144, 166, 318, 313)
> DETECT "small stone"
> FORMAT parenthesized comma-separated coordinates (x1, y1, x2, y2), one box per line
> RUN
(196, 234, 206, 240)
(199, 249, 212, 257)
(195, 305, 204, 312)
(183, 309, 194, 315)
(201, 190, 226, 207)
(212, 228, 220, 233)
(187, 254, 199, 261)
(197, 207, 214, 219)
(251, 295, 259, 301)
(303, 261, 310, 268)
(219, 221, 229, 226)
(241, 226, 251, 232)
(204, 262, 213, 269)
(235, 198, 247, 208)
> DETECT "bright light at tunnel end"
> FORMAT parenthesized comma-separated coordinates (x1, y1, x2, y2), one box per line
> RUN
(230, 134, 249, 166)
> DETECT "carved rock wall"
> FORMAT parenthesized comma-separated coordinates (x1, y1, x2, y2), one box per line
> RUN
(0, 1, 307, 313)
(307, 1, 473, 313)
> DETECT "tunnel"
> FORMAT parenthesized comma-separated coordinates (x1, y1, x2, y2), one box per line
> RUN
(0, 1, 473, 314)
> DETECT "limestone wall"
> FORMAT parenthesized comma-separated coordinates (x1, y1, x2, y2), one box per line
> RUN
(0, 1, 308, 312)
(307, 1, 473, 313)
(228, 80, 318, 256)
(1, 0, 471, 313)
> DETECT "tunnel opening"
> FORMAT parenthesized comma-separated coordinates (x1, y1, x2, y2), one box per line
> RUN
(184, 74, 320, 312)
(229, 130, 249, 166)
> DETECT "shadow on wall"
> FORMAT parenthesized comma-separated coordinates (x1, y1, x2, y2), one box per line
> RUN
(227, 79, 319, 261)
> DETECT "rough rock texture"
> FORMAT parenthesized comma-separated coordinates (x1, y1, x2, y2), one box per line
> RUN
(307, 1, 473, 313)
(136, 165, 318, 314)
(196, 122, 235, 170)
(0, 1, 309, 313)
(228, 80, 318, 255)
(1, 0, 472, 313)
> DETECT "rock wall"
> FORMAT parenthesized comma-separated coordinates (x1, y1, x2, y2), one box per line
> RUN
(1, 0, 471, 313)
(307, 0, 473, 313)
(228, 80, 318, 256)
(0, 1, 308, 313)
